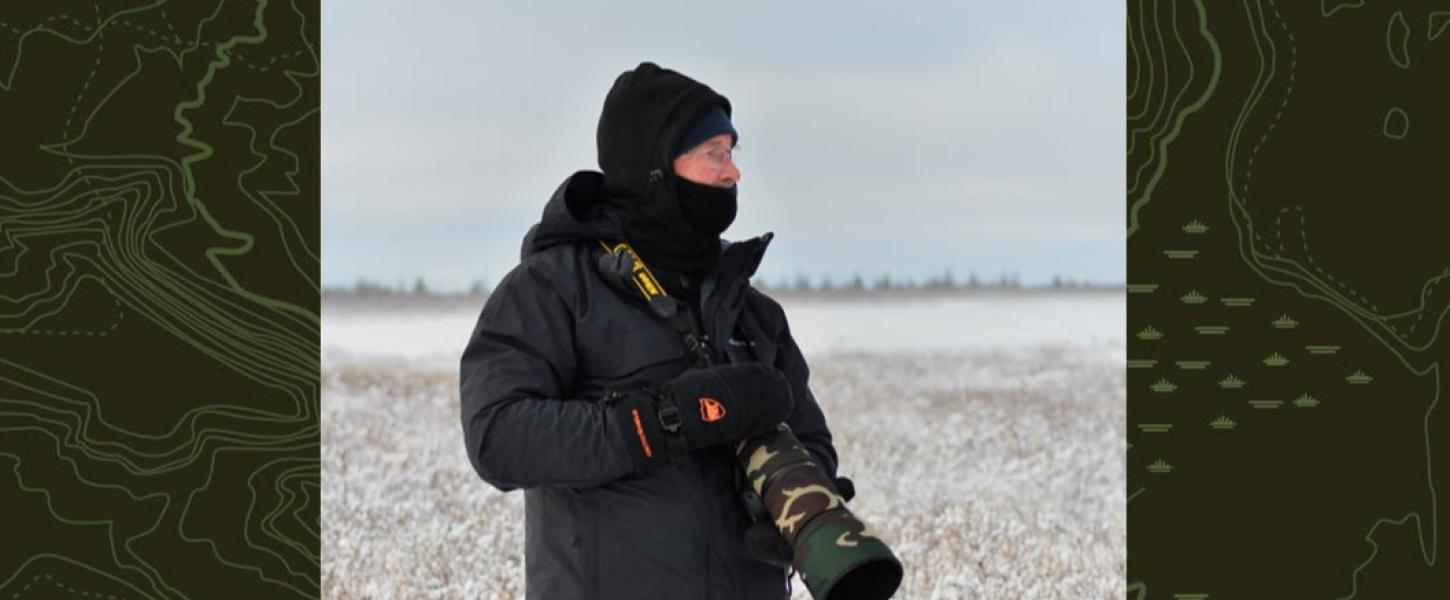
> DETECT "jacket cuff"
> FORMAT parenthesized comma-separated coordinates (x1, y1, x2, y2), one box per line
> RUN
(607, 389, 677, 473)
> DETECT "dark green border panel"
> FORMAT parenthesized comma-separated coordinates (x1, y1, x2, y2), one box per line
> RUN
(1, 1, 319, 598)
(1128, 0, 1448, 597)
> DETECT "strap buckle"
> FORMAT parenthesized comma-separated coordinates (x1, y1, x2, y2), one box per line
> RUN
(658, 404, 682, 433)
(684, 333, 709, 353)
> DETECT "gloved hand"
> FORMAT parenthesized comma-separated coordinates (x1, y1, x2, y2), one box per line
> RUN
(743, 520, 794, 568)
(607, 364, 794, 473)
(833, 476, 856, 503)
(659, 363, 795, 452)
(742, 476, 857, 567)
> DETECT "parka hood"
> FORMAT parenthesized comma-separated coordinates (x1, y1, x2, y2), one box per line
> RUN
(523, 63, 739, 269)
(596, 61, 732, 198)
(595, 62, 737, 272)
(521, 170, 622, 259)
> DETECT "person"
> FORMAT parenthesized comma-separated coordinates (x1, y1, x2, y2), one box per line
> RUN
(459, 61, 849, 599)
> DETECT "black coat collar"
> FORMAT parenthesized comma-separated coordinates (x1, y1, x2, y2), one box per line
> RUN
(595, 232, 774, 311)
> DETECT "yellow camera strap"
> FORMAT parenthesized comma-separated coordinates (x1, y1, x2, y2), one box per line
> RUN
(598, 239, 668, 301)
(598, 239, 717, 368)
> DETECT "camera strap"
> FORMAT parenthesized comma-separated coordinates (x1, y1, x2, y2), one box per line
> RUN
(598, 240, 715, 367)
(599, 240, 775, 523)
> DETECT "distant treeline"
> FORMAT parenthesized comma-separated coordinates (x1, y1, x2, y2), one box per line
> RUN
(753, 271, 1117, 293)
(323, 271, 1120, 300)
(324, 277, 491, 299)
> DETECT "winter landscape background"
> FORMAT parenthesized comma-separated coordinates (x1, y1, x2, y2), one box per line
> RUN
(321, 287, 1125, 598)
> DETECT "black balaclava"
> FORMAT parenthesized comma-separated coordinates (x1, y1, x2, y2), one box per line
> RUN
(596, 62, 738, 273)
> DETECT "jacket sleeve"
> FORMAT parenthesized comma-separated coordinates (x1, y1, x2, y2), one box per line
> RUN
(459, 261, 634, 491)
(772, 309, 841, 480)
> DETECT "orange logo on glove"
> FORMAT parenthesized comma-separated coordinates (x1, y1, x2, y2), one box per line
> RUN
(699, 397, 727, 422)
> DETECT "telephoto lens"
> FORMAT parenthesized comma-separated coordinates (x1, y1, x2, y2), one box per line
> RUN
(737, 425, 903, 600)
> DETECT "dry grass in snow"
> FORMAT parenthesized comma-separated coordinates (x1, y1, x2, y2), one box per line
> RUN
(322, 341, 1124, 599)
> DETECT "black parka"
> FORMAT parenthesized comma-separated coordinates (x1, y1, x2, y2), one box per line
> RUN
(459, 171, 840, 599)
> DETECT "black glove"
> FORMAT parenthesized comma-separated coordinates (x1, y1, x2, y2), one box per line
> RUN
(659, 363, 795, 451)
(606, 364, 794, 473)
(743, 520, 794, 568)
(741, 477, 856, 567)
(833, 476, 856, 503)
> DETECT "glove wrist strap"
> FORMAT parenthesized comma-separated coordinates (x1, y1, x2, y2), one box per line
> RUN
(655, 393, 690, 466)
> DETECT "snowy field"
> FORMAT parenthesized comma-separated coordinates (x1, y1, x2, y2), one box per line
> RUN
(322, 291, 1126, 598)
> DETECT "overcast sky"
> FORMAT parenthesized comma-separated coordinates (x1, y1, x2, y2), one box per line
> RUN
(322, 1, 1125, 291)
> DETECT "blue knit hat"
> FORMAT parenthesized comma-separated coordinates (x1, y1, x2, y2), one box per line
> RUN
(672, 104, 737, 158)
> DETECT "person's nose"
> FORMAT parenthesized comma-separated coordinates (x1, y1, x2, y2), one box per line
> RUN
(721, 158, 741, 186)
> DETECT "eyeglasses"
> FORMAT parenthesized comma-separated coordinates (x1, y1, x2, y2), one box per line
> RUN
(684, 144, 739, 169)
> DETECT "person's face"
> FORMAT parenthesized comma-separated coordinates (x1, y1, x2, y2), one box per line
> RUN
(671, 133, 740, 188)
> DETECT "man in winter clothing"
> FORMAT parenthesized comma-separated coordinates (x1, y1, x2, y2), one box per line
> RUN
(460, 61, 846, 599)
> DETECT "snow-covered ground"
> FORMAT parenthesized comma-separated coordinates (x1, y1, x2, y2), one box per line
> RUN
(322, 292, 1126, 598)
